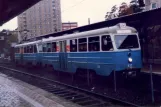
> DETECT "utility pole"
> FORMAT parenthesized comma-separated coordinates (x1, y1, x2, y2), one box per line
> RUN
(68, 21, 71, 29)
(88, 18, 90, 25)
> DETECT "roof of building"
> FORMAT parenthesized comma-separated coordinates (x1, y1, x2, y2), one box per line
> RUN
(0, 0, 41, 25)
(62, 22, 78, 24)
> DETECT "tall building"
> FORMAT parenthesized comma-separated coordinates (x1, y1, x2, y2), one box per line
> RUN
(18, 0, 62, 42)
(62, 22, 78, 31)
(145, 0, 160, 10)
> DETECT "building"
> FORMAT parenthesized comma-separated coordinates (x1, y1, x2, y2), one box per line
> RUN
(62, 22, 78, 31)
(145, 0, 160, 10)
(18, 0, 62, 42)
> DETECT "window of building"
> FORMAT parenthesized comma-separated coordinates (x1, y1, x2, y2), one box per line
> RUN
(70, 39, 77, 52)
(88, 36, 100, 51)
(152, 3, 157, 9)
(101, 35, 113, 51)
(78, 38, 87, 52)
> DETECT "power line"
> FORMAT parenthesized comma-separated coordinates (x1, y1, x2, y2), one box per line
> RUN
(19, 0, 88, 36)
(61, 0, 87, 13)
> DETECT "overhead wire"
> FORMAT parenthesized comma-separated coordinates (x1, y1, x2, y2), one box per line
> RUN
(61, 0, 87, 13)
(20, 0, 88, 36)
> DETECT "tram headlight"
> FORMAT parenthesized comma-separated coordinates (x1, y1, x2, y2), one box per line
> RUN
(128, 57, 133, 63)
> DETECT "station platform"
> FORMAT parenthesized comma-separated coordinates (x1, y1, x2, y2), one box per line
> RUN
(0, 73, 79, 107)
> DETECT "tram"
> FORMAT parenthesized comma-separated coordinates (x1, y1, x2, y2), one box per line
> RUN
(14, 23, 142, 77)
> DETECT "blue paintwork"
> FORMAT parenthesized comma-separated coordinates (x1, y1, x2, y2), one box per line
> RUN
(66, 50, 142, 76)
(14, 50, 142, 76)
(15, 53, 38, 65)
(115, 50, 142, 71)
(15, 53, 21, 61)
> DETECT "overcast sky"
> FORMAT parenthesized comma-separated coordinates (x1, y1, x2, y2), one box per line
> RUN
(0, 0, 130, 31)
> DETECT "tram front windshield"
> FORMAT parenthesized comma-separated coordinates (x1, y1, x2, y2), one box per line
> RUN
(115, 35, 139, 49)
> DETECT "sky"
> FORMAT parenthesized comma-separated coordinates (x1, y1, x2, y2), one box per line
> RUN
(0, 0, 130, 31)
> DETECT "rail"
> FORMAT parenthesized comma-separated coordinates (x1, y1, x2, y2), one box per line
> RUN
(0, 65, 140, 107)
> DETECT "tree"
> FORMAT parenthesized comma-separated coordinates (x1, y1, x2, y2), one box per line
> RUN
(129, 0, 144, 13)
(105, 5, 118, 20)
(105, 0, 145, 20)
(118, 2, 131, 17)
(19, 29, 29, 42)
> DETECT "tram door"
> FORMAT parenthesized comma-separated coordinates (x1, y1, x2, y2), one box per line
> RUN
(59, 41, 67, 70)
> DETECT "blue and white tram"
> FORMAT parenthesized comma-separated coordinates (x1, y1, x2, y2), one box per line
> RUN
(14, 23, 142, 77)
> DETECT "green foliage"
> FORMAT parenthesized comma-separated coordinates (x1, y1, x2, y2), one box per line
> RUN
(105, 0, 145, 20)
(105, 5, 118, 20)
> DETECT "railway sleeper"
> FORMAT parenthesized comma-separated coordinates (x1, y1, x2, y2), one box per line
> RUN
(54, 91, 69, 95)
(57, 92, 76, 97)
(52, 90, 68, 94)
(77, 99, 99, 106)
(85, 102, 110, 107)
(70, 96, 89, 102)
(64, 94, 83, 100)
(39, 84, 53, 88)
(0, 66, 139, 107)
(35, 82, 46, 86)
(46, 88, 65, 92)
(43, 84, 57, 88)
(45, 87, 62, 91)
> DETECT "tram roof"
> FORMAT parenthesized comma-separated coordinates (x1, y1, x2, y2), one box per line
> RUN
(42, 23, 137, 43)
(15, 40, 41, 47)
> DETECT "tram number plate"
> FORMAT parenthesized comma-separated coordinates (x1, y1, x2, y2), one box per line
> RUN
(128, 64, 132, 68)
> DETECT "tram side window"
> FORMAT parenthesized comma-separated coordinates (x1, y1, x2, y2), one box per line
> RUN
(18, 48, 20, 53)
(29, 46, 31, 53)
(15, 48, 19, 53)
(34, 45, 37, 53)
(27, 46, 30, 53)
(102, 35, 113, 51)
(88, 36, 100, 51)
(47, 43, 51, 52)
(30, 45, 33, 53)
(15, 48, 17, 53)
(25, 47, 27, 53)
(24, 47, 27, 53)
(14, 48, 16, 53)
(43, 43, 47, 52)
(38, 44, 43, 52)
(78, 38, 87, 52)
(52, 42, 56, 52)
(70, 39, 77, 52)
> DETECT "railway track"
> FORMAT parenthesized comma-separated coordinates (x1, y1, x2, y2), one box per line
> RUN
(0, 65, 140, 107)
